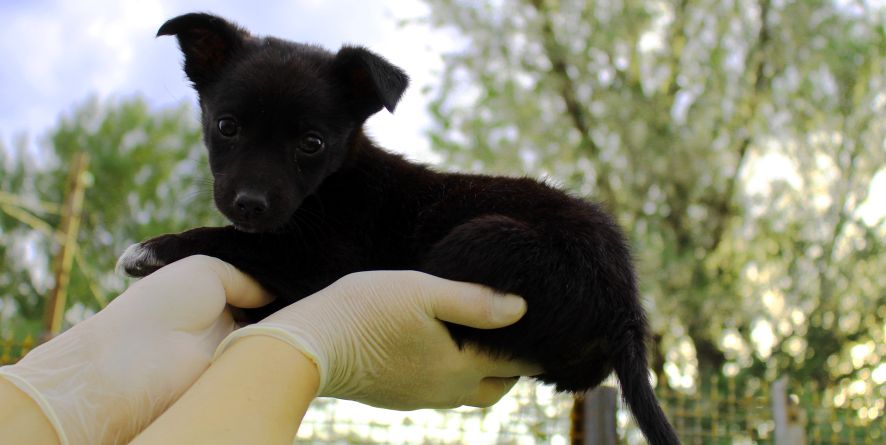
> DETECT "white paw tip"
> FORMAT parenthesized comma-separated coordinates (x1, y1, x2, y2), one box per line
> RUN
(116, 243, 162, 276)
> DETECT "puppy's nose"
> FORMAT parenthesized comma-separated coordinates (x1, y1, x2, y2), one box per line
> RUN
(234, 191, 268, 217)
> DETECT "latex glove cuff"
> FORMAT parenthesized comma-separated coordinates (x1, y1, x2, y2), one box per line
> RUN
(214, 324, 327, 395)
(0, 369, 68, 444)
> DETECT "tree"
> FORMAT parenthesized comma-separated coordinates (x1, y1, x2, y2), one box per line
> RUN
(421, 0, 886, 394)
(0, 135, 47, 334)
(0, 97, 223, 337)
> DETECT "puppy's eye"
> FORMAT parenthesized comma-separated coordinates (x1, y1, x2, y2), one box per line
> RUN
(217, 117, 239, 137)
(300, 133, 325, 154)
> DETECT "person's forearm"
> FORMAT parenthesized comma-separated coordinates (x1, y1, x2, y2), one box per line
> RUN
(0, 375, 60, 445)
(130, 335, 319, 445)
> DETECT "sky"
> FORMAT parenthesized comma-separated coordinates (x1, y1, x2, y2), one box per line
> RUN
(0, 0, 451, 163)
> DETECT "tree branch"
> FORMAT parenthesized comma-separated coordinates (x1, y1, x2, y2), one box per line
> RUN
(706, 0, 773, 253)
(527, 0, 618, 207)
(663, 0, 690, 103)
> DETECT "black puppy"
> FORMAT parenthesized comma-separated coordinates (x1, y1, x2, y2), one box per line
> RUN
(118, 13, 679, 444)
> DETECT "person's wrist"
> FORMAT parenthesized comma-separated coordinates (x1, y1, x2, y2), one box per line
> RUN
(225, 335, 319, 376)
(193, 334, 321, 438)
(131, 335, 319, 445)
(215, 321, 330, 394)
(0, 373, 61, 445)
(215, 335, 321, 407)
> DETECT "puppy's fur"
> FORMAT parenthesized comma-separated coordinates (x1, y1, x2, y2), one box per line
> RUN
(119, 13, 679, 444)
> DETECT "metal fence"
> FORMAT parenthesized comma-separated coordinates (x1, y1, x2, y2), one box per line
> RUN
(617, 377, 883, 445)
(1, 334, 882, 444)
(297, 382, 573, 445)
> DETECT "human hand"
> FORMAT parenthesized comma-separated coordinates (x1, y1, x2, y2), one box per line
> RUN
(215, 270, 542, 410)
(0, 255, 272, 445)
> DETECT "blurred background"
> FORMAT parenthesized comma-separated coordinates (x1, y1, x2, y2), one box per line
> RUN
(0, 0, 883, 443)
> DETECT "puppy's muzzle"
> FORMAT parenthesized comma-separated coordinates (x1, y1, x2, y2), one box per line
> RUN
(234, 191, 269, 218)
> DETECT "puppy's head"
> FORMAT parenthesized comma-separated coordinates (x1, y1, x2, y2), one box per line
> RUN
(158, 13, 408, 232)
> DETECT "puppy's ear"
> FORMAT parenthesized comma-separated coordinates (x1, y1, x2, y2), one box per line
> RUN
(331, 46, 409, 119)
(157, 13, 250, 89)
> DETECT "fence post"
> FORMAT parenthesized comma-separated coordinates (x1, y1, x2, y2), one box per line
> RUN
(772, 377, 806, 445)
(43, 152, 90, 339)
(572, 386, 618, 445)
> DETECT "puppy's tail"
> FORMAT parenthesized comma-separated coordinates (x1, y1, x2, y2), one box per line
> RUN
(614, 331, 681, 445)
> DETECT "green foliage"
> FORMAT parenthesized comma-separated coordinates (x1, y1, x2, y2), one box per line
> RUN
(0, 97, 223, 336)
(421, 0, 886, 393)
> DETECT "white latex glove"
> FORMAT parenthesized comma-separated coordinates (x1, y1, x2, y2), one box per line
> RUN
(215, 270, 542, 410)
(0, 255, 272, 445)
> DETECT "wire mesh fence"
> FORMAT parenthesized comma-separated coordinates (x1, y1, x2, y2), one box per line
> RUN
(617, 376, 882, 445)
(293, 375, 884, 445)
(1, 333, 882, 444)
(297, 382, 573, 445)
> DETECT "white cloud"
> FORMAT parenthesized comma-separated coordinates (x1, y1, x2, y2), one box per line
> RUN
(80, 0, 168, 94)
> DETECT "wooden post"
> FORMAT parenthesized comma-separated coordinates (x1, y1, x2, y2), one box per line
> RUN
(571, 394, 586, 444)
(42, 152, 89, 338)
(572, 386, 618, 445)
(773, 377, 806, 445)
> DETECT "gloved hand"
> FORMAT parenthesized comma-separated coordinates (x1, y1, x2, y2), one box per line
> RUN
(0, 255, 272, 445)
(215, 270, 542, 410)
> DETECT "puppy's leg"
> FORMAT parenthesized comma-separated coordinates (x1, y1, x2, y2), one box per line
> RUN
(420, 215, 550, 351)
(118, 227, 241, 276)
(118, 227, 296, 293)
(117, 226, 340, 313)
(420, 214, 615, 392)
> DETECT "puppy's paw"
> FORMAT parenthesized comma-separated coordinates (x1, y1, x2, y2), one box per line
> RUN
(116, 242, 166, 277)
